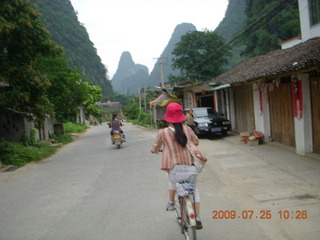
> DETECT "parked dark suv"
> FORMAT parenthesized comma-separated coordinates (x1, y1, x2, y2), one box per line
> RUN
(186, 107, 231, 136)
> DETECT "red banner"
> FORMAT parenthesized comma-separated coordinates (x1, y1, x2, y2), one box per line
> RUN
(292, 79, 303, 119)
(259, 89, 263, 115)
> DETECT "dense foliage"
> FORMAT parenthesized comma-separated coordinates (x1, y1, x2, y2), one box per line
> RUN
(64, 122, 87, 133)
(240, 0, 300, 57)
(171, 30, 231, 83)
(0, 0, 62, 121)
(1, 0, 103, 124)
(32, 0, 114, 98)
(36, 56, 102, 121)
(0, 122, 86, 168)
(214, 0, 247, 68)
(123, 89, 159, 127)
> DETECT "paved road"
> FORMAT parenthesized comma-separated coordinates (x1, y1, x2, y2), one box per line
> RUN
(0, 123, 319, 239)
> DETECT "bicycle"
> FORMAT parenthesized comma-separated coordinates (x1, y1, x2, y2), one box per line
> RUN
(167, 165, 198, 240)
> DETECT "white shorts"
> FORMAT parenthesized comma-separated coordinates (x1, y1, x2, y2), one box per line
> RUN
(168, 165, 200, 202)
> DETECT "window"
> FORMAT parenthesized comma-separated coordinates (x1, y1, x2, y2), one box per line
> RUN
(309, 0, 320, 25)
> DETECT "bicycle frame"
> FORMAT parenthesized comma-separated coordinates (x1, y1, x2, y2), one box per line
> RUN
(180, 195, 196, 227)
(164, 165, 198, 239)
(173, 175, 197, 240)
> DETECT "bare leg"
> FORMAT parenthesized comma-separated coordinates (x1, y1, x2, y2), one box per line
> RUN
(169, 189, 176, 203)
(193, 202, 200, 216)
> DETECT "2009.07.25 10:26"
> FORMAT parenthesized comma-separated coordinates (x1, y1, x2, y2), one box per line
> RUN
(212, 210, 308, 220)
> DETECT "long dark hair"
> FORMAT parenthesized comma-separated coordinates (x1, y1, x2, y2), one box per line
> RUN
(173, 123, 187, 147)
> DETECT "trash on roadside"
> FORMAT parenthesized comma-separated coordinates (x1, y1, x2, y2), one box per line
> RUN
(240, 132, 251, 143)
(240, 130, 264, 146)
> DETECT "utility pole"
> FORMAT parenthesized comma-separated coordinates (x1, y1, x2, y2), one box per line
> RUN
(153, 58, 167, 87)
(139, 88, 142, 112)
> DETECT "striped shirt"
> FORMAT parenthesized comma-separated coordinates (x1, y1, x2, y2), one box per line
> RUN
(151, 125, 199, 171)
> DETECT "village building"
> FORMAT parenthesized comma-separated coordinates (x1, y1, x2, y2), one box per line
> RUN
(174, 0, 320, 156)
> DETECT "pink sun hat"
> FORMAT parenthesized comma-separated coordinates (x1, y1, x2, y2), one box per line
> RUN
(164, 102, 186, 123)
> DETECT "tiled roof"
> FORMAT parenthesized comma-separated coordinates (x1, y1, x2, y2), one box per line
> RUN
(212, 37, 320, 84)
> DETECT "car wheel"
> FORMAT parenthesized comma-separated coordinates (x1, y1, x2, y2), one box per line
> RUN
(222, 130, 228, 136)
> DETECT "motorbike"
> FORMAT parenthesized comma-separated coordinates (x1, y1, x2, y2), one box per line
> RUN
(112, 130, 123, 149)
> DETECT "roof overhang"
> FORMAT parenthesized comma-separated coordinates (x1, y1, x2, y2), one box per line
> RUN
(207, 84, 231, 93)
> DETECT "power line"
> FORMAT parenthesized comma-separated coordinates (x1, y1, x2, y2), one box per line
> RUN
(187, 0, 297, 78)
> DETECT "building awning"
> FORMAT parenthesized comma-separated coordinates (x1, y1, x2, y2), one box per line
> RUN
(207, 84, 230, 93)
(150, 92, 181, 107)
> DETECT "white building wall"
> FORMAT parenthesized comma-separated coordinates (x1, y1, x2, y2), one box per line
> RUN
(294, 73, 313, 155)
(281, 38, 302, 49)
(228, 88, 236, 131)
(299, 0, 320, 41)
(224, 89, 231, 121)
(252, 84, 272, 142)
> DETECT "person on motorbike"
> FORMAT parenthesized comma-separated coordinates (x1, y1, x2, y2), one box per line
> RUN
(151, 102, 206, 229)
(109, 113, 125, 143)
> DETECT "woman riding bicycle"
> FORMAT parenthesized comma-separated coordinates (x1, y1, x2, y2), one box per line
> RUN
(151, 102, 206, 229)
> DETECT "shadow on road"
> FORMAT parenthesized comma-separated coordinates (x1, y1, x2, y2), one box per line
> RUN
(198, 131, 238, 141)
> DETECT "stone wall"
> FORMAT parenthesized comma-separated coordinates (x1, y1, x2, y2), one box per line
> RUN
(0, 110, 53, 142)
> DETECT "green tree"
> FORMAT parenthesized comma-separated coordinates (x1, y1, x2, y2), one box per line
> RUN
(171, 29, 231, 83)
(123, 97, 139, 120)
(0, 0, 62, 121)
(82, 83, 102, 118)
(241, 0, 300, 57)
(36, 56, 102, 121)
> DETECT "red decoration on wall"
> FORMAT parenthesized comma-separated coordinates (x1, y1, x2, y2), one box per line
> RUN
(292, 79, 303, 119)
(259, 89, 263, 115)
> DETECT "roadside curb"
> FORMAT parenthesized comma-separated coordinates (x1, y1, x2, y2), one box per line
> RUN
(0, 165, 17, 173)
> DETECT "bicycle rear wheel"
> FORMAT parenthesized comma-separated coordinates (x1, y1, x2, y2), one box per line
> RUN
(184, 226, 196, 240)
(181, 211, 197, 240)
(181, 198, 197, 240)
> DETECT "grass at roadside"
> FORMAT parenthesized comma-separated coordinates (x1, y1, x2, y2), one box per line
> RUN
(0, 141, 58, 167)
(0, 122, 87, 169)
(64, 122, 87, 133)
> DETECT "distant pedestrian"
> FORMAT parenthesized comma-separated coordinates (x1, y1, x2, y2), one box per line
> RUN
(185, 109, 196, 132)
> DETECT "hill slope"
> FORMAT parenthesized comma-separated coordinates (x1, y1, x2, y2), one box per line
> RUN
(32, 0, 113, 97)
(214, 0, 246, 68)
(111, 52, 149, 95)
(147, 23, 197, 88)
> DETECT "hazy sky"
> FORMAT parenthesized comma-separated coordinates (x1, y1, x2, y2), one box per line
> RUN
(70, 0, 229, 79)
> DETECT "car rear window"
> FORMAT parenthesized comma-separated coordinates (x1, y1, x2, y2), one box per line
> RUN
(193, 108, 221, 117)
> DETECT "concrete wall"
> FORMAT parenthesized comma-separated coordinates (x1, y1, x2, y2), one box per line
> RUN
(182, 90, 194, 109)
(294, 73, 313, 155)
(0, 111, 34, 142)
(0, 110, 53, 142)
(299, 0, 320, 41)
(252, 83, 272, 141)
